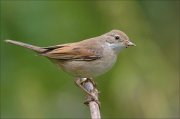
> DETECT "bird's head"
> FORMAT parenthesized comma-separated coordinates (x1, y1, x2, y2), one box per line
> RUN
(103, 30, 136, 53)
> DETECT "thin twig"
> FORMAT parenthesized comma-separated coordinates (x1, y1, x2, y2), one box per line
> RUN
(82, 79, 101, 119)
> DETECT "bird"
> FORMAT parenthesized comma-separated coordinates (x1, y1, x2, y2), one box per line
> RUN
(5, 29, 135, 99)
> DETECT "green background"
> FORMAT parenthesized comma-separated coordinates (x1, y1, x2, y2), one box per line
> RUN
(1, 1, 179, 118)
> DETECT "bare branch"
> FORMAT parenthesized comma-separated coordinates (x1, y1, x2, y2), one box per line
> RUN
(82, 79, 101, 119)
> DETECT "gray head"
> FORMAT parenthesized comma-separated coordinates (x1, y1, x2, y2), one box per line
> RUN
(103, 30, 135, 53)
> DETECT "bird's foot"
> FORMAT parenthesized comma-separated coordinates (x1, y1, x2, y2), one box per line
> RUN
(84, 96, 101, 107)
(75, 78, 94, 97)
(75, 77, 100, 107)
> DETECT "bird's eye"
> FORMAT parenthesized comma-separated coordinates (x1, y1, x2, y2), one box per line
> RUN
(115, 35, 120, 40)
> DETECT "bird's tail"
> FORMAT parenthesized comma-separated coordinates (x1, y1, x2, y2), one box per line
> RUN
(5, 40, 46, 53)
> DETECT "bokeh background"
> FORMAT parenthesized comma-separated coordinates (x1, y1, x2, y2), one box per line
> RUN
(1, 1, 179, 118)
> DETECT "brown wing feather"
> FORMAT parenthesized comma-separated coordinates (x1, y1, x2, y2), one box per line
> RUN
(41, 43, 101, 61)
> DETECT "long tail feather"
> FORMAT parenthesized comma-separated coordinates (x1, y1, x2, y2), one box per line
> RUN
(5, 40, 46, 53)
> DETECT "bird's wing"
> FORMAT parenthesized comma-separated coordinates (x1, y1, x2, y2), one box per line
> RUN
(41, 43, 102, 61)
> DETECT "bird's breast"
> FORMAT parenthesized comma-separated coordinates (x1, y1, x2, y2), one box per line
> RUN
(53, 52, 117, 78)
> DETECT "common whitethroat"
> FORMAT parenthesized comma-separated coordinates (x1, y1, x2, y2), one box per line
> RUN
(5, 30, 135, 96)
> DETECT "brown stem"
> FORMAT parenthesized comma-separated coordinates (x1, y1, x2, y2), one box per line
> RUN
(82, 79, 101, 119)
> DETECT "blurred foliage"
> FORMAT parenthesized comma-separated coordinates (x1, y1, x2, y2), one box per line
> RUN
(0, 1, 179, 118)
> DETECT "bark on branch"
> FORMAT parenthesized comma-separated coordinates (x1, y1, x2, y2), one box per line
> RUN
(81, 79, 101, 119)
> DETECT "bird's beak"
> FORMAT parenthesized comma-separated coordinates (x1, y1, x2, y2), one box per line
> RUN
(125, 40, 136, 47)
